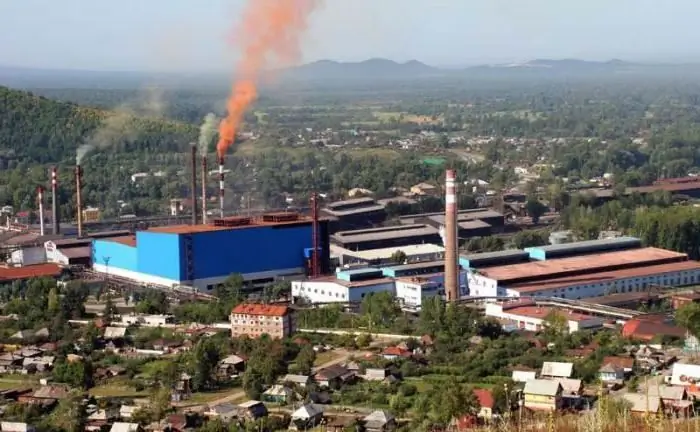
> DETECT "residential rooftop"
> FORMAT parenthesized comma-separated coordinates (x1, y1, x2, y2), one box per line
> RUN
(506, 260, 700, 293)
(478, 247, 687, 283)
(231, 304, 290, 317)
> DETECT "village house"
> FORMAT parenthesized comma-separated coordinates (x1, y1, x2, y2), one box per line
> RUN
(236, 400, 268, 421)
(171, 373, 191, 402)
(381, 346, 412, 361)
(363, 368, 390, 382)
(290, 404, 324, 430)
(598, 363, 625, 387)
(0, 422, 36, 432)
(18, 385, 69, 407)
(280, 374, 311, 388)
(363, 410, 396, 432)
(621, 393, 662, 415)
(217, 354, 247, 379)
(205, 403, 237, 422)
(648, 386, 692, 415)
(511, 366, 537, 383)
(523, 380, 563, 411)
(540, 362, 573, 379)
(262, 385, 294, 404)
(473, 388, 495, 421)
(314, 365, 355, 388)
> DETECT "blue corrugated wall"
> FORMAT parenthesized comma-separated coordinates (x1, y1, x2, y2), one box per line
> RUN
(92, 239, 138, 271)
(136, 231, 183, 280)
(191, 224, 312, 279)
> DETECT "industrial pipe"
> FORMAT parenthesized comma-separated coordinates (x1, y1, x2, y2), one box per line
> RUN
(75, 165, 83, 238)
(190, 144, 198, 226)
(37, 186, 45, 236)
(218, 156, 225, 218)
(201, 155, 208, 225)
(51, 166, 60, 235)
(444, 169, 459, 302)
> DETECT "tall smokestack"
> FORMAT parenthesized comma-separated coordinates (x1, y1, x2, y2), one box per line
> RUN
(51, 166, 60, 235)
(190, 144, 198, 226)
(201, 156, 208, 225)
(37, 186, 45, 236)
(311, 192, 320, 278)
(218, 156, 225, 218)
(445, 169, 459, 302)
(75, 165, 83, 238)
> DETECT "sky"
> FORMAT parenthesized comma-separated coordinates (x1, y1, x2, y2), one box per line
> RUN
(0, 0, 699, 71)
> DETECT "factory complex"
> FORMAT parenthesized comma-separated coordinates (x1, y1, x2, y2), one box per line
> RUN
(293, 236, 700, 310)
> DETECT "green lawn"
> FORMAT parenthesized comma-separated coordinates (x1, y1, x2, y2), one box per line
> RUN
(314, 350, 342, 367)
(89, 383, 148, 398)
(179, 387, 245, 406)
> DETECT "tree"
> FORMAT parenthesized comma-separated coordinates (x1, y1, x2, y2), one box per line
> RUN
(677, 302, 700, 338)
(103, 296, 119, 322)
(189, 338, 221, 392)
(511, 230, 549, 249)
(525, 199, 548, 224)
(47, 391, 86, 432)
(294, 345, 316, 375)
(390, 249, 408, 265)
(47, 287, 60, 314)
(53, 359, 93, 389)
(543, 310, 568, 340)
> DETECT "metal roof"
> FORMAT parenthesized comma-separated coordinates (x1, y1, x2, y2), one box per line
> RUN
(332, 224, 439, 244)
(525, 236, 641, 254)
(541, 361, 574, 378)
(460, 249, 530, 268)
(523, 379, 562, 396)
(621, 393, 661, 413)
(332, 243, 445, 261)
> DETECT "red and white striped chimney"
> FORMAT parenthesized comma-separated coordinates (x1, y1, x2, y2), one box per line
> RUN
(218, 156, 225, 218)
(445, 169, 459, 302)
(51, 166, 60, 235)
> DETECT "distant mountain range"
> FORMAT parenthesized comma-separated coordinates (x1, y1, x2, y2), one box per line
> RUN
(1, 58, 698, 88)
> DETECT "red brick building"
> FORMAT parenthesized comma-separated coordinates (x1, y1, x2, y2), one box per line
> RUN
(230, 303, 295, 339)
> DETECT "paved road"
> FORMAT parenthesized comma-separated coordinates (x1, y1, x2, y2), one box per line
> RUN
(298, 328, 414, 341)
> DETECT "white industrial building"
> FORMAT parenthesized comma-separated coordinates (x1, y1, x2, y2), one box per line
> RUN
(291, 267, 395, 303)
(485, 301, 604, 333)
(395, 271, 469, 308)
(330, 243, 445, 267)
(465, 248, 700, 301)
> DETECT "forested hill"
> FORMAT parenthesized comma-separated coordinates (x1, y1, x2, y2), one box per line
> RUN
(0, 86, 198, 166)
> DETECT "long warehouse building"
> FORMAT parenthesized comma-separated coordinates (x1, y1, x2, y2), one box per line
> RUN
(467, 247, 700, 298)
(91, 213, 330, 291)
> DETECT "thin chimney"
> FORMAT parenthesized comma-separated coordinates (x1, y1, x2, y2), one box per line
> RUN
(201, 155, 208, 225)
(75, 165, 83, 238)
(444, 169, 459, 302)
(51, 166, 60, 235)
(37, 186, 45, 236)
(190, 144, 198, 226)
(311, 192, 320, 277)
(218, 156, 225, 218)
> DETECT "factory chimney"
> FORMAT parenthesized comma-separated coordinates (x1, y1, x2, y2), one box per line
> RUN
(218, 156, 225, 218)
(190, 144, 199, 225)
(311, 192, 320, 278)
(37, 186, 45, 236)
(444, 169, 459, 302)
(75, 165, 83, 238)
(51, 166, 60, 235)
(201, 155, 208, 225)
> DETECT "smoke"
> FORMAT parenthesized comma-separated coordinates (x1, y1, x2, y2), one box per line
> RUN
(198, 113, 218, 157)
(76, 85, 167, 164)
(217, 0, 321, 158)
(439, 225, 447, 248)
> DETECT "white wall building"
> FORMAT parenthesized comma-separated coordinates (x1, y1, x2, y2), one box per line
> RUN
(485, 302, 604, 333)
(669, 363, 700, 386)
(9, 247, 46, 266)
(291, 277, 395, 304)
(395, 278, 440, 308)
(121, 314, 175, 327)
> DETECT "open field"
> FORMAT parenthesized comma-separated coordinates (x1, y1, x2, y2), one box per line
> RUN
(373, 111, 443, 125)
(89, 383, 148, 398)
(313, 350, 342, 367)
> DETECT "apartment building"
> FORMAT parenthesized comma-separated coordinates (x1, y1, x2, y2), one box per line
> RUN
(230, 304, 295, 339)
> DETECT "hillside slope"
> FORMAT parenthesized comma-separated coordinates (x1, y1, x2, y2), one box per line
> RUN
(0, 86, 197, 164)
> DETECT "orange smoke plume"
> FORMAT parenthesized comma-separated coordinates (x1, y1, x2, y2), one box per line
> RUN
(217, 0, 321, 158)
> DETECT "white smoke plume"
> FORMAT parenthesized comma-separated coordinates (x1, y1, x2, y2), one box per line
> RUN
(198, 113, 218, 157)
(76, 85, 167, 165)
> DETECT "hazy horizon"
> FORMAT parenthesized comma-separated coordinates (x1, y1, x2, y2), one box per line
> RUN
(1, 0, 699, 72)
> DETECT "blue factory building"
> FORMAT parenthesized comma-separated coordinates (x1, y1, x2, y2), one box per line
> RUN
(91, 213, 330, 291)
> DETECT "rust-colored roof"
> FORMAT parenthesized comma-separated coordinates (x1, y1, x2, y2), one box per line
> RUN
(629, 180, 700, 194)
(481, 247, 687, 283)
(148, 215, 314, 235)
(231, 303, 289, 317)
(473, 388, 495, 409)
(382, 346, 411, 357)
(622, 319, 685, 341)
(104, 236, 136, 247)
(507, 260, 700, 293)
(602, 356, 635, 369)
(500, 305, 594, 323)
(0, 263, 63, 281)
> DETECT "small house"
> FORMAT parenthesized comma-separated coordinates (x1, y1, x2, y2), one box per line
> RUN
(314, 365, 354, 388)
(171, 373, 191, 402)
(205, 403, 237, 422)
(540, 362, 573, 379)
(236, 400, 267, 420)
(523, 380, 563, 411)
(364, 368, 389, 382)
(218, 354, 247, 378)
(261, 385, 293, 404)
(290, 404, 324, 430)
(555, 378, 583, 397)
(281, 374, 311, 388)
(599, 364, 624, 387)
(0, 422, 35, 432)
(363, 410, 396, 432)
(621, 393, 661, 415)
(381, 346, 412, 361)
(473, 388, 495, 421)
(601, 356, 634, 374)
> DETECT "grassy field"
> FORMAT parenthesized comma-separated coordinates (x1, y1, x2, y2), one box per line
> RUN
(373, 111, 443, 125)
(179, 387, 246, 406)
(89, 383, 148, 398)
(313, 350, 343, 367)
